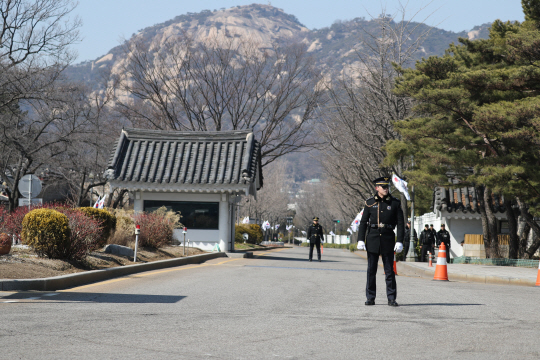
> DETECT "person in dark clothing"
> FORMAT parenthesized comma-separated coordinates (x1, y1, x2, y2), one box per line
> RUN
(307, 217, 324, 262)
(437, 224, 451, 262)
(357, 176, 404, 307)
(419, 224, 435, 262)
(403, 221, 418, 261)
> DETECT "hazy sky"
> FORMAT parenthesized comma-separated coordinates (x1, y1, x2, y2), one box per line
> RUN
(72, 0, 525, 62)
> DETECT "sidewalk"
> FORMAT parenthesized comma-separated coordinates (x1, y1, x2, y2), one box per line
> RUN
(355, 251, 538, 287)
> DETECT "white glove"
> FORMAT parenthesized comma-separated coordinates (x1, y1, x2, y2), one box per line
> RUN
(394, 242, 403, 253)
(357, 241, 366, 250)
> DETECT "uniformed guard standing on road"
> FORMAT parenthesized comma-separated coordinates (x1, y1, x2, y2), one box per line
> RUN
(307, 217, 324, 262)
(437, 224, 451, 263)
(357, 177, 404, 307)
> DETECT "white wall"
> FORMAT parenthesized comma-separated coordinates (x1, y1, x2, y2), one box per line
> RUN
(323, 235, 350, 244)
(413, 212, 486, 258)
(133, 191, 231, 252)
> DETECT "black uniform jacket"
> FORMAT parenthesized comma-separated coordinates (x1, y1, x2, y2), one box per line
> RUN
(437, 229, 451, 247)
(307, 223, 324, 244)
(358, 194, 405, 254)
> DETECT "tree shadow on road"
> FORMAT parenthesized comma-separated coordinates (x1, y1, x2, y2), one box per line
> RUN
(253, 256, 339, 263)
(399, 303, 484, 307)
(2, 292, 186, 304)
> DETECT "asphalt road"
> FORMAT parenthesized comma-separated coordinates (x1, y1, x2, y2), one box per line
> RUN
(1, 247, 539, 359)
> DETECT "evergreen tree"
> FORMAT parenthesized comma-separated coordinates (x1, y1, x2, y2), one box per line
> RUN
(386, 1, 540, 258)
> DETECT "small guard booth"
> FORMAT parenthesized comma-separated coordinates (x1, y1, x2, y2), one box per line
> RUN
(104, 128, 262, 252)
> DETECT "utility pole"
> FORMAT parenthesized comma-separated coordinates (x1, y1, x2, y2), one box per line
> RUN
(332, 219, 341, 244)
(406, 158, 416, 262)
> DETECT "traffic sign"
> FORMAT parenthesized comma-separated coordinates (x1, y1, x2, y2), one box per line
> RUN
(18, 198, 43, 206)
(18, 174, 42, 198)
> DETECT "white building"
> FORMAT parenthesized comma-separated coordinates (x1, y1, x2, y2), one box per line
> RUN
(104, 128, 263, 252)
(413, 186, 507, 258)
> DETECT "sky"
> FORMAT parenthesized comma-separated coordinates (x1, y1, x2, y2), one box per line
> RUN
(72, 0, 525, 63)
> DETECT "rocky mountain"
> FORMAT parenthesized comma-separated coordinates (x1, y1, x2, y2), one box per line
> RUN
(65, 4, 492, 86)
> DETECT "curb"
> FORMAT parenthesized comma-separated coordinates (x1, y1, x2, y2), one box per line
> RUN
(396, 261, 536, 287)
(0, 252, 227, 291)
(352, 250, 536, 287)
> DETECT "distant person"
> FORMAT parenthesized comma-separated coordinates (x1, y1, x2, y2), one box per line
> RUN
(403, 221, 418, 261)
(419, 224, 435, 262)
(437, 224, 451, 262)
(307, 217, 324, 262)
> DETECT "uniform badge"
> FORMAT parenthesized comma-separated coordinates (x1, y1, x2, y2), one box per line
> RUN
(387, 206, 391, 210)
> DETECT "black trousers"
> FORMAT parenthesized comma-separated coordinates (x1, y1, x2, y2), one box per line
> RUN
(443, 245, 451, 262)
(309, 242, 321, 260)
(366, 251, 396, 301)
(421, 246, 433, 262)
(402, 243, 410, 261)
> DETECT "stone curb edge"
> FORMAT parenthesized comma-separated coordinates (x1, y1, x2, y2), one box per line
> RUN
(0, 252, 227, 292)
(396, 261, 536, 287)
(352, 250, 536, 287)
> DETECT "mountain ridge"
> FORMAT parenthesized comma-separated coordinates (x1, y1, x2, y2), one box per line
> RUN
(65, 4, 493, 85)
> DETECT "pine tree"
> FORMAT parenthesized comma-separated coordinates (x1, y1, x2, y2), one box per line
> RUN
(386, 1, 540, 258)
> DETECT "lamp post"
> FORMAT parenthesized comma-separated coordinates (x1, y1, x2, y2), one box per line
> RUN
(406, 185, 416, 262)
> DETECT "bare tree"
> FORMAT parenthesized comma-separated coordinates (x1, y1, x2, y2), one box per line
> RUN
(114, 33, 325, 166)
(0, 0, 81, 211)
(0, 0, 80, 110)
(318, 5, 433, 222)
(240, 160, 290, 225)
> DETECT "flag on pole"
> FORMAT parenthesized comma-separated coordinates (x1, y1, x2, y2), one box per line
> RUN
(275, 224, 280, 230)
(241, 216, 250, 224)
(286, 225, 293, 231)
(98, 195, 107, 209)
(329, 231, 335, 236)
(350, 210, 364, 232)
(93, 196, 100, 208)
(262, 221, 270, 230)
(392, 173, 411, 201)
(347, 228, 353, 234)
(301, 230, 307, 235)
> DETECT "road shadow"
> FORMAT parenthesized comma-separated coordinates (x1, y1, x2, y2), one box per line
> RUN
(399, 303, 484, 307)
(2, 292, 186, 304)
(253, 256, 339, 263)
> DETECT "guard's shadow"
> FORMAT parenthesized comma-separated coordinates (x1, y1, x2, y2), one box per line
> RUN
(254, 256, 339, 263)
(399, 303, 484, 307)
(3, 292, 186, 304)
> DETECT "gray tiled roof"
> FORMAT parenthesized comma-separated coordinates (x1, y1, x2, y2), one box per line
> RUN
(105, 128, 262, 188)
(434, 187, 505, 214)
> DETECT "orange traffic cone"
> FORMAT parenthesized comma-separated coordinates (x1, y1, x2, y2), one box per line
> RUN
(536, 262, 540, 286)
(428, 251, 433, 267)
(393, 252, 398, 275)
(321, 244, 323, 255)
(433, 242, 449, 281)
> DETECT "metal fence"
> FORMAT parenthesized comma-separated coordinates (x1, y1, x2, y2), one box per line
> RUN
(452, 256, 539, 268)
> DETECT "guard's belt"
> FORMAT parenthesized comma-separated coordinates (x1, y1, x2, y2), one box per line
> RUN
(370, 223, 395, 229)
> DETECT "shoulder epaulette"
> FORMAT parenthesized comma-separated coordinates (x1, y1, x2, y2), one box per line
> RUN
(365, 197, 377, 207)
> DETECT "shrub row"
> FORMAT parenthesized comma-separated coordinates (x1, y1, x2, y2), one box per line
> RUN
(235, 224, 263, 244)
(21, 208, 113, 260)
(1, 204, 183, 260)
